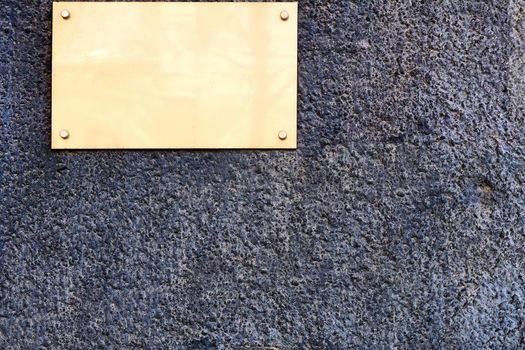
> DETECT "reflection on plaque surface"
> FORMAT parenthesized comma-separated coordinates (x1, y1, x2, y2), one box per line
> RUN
(52, 2, 297, 149)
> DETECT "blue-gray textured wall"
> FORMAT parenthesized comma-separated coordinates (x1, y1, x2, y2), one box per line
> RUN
(2, 0, 525, 348)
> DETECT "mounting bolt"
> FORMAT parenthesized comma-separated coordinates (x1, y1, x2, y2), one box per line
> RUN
(278, 130, 288, 140)
(61, 10, 71, 20)
(59, 129, 70, 139)
(280, 10, 289, 21)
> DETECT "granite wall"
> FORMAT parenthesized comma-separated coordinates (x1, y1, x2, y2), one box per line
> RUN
(2, 0, 525, 348)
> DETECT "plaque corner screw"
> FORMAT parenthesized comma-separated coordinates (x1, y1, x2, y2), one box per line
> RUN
(280, 10, 290, 21)
(278, 130, 288, 140)
(61, 9, 71, 20)
(59, 129, 70, 140)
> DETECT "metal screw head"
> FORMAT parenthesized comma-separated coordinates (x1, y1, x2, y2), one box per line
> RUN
(59, 129, 70, 139)
(278, 130, 288, 140)
(280, 10, 290, 21)
(61, 10, 71, 20)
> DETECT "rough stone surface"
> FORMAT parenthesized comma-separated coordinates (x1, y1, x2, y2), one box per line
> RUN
(2, 0, 525, 348)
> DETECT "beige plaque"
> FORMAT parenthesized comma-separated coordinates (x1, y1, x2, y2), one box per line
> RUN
(52, 2, 297, 149)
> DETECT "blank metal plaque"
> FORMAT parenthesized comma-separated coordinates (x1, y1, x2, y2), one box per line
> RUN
(52, 2, 297, 149)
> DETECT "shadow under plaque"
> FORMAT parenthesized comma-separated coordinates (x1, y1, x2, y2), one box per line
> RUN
(51, 2, 297, 149)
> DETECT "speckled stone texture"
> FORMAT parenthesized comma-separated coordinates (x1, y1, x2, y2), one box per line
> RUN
(2, 0, 525, 348)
